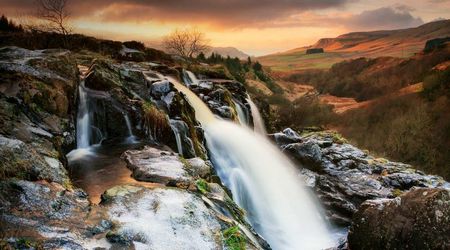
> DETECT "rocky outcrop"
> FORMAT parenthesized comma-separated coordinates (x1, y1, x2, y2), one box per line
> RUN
(0, 47, 79, 185)
(348, 188, 450, 250)
(271, 128, 449, 226)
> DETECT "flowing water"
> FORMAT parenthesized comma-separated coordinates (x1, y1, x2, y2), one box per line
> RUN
(170, 77, 334, 250)
(67, 67, 152, 204)
(70, 68, 335, 248)
(247, 96, 267, 135)
(233, 99, 248, 126)
(76, 81, 91, 149)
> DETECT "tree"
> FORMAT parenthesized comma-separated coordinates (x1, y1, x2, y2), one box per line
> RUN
(163, 28, 209, 58)
(35, 0, 71, 35)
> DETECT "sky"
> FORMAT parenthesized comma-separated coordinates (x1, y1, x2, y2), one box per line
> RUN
(1, 0, 449, 55)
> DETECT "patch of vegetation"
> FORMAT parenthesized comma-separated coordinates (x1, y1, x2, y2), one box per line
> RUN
(273, 95, 335, 132)
(222, 226, 246, 250)
(391, 189, 403, 197)
(142, 101, 171, 141)
(195, 179, 209, 194)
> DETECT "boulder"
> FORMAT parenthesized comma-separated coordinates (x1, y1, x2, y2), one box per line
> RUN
(122, 146, 193, 188)
(348, 188, 450, 250)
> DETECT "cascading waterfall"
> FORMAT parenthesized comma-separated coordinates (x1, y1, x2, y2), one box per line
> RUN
(169, 77, 334, 250)
(169, 119, 184, 156)
(183, 69, 200, 86)
(76, 80, 91, 149)
(247, 96, 267, 135)
(233, 99, 248, 125)
(124, 113, 138, 144)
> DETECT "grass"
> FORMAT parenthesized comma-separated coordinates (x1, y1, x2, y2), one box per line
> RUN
(259, 51, 357, 72)
(222, 226, 246, 250)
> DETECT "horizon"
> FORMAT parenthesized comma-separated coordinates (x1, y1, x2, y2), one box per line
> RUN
(2, 0, 450, 56)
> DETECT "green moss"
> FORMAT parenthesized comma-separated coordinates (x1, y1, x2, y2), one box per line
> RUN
(223, 226, 246, 250)
(62, 178, 74, 190)
(195, 179, 209, 194)
(392, 189, 403, 197)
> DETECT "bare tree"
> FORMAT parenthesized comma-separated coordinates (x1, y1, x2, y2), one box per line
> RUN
(35, 0, 71, 35)
(163, 28, 209, 58)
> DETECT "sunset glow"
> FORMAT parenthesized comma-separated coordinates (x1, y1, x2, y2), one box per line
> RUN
(2, 0, 450, 55)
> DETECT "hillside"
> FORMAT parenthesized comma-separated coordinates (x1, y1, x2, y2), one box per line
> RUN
(259, 19, 450, 72)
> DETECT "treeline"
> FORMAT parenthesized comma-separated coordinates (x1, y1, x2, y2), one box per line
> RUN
(286, 48, 450, 101)
(0, 15, 23, 32)
(196, 52, 283, 94)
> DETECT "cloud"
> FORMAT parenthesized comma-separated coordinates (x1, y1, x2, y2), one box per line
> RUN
(344, 6, 424, 30)
(1, 0, 350, 27)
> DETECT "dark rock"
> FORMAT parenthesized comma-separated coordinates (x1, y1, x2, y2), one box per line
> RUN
(306, 48, 324, 54)
(85, 59, 122, 91)
(274, 129, 449, 226)
(348, 188, 450, 250)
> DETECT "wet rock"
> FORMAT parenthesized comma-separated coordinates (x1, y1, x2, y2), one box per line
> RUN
(151, 79, 172, 98)
(186, 158, 212, 178)
(85, 59, 122, 91)
(0, 135, 69, 184)
(0, 179, 95, 249)
(122, 146, 193, 188)
(102, 185, 223, 249)
(348, 188, 450, 250)
(273, 129, 449, 226)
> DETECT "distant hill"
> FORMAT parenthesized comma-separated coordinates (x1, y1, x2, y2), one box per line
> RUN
(259, 19, 450, 72)
(207, 46, 250, 59)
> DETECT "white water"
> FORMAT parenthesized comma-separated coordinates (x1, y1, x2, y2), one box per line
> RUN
(124, 113, 138, 144)
(233, 100, 248, 125)
(170, 77, 334, 250)
(169, 119, 184, 156)
(183, 70, 200, 86)
(247, 97, 267, 135)
(76, 81, 91, 149)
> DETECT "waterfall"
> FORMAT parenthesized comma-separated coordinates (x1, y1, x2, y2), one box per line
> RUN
(124, 113, 138, 144)
(76, 81, 91, 149)
(233, 99, 248, 125)
(169, 119, 184, 156)
(247, 97, 267, 135)
(169, 77, 334, 250)
(183, 70, 200, 86)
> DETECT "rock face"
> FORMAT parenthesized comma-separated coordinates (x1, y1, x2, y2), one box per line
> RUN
(348, 188, 450, 250)
(271, 129, 449, 226)
(0, 47, 78, 185)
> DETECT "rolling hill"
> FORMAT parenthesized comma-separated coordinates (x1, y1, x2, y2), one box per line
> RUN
(259, 19, 450, 72)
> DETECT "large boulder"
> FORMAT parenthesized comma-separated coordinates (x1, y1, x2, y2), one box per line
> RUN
(348, 188, 450, 250)
(122, 146, 195, 188)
